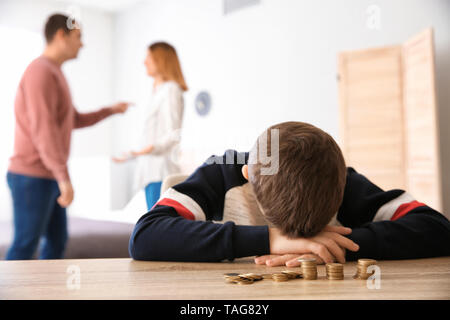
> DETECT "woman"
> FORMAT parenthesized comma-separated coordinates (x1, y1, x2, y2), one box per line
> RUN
(114, 42, 188, 210)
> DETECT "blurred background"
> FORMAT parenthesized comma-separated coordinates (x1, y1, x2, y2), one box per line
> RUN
(0, 0, 449, 230)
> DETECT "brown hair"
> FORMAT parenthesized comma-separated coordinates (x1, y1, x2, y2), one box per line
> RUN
(248, 121, 347, 238)
(148, 42, 188, 91)
(44, 14, 77, 44)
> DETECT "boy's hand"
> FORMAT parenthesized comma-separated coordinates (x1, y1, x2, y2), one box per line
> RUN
(267, 225, 359, 265)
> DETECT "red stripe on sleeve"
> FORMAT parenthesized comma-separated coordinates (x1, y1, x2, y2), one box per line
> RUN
(152, 198, 195, 220)
(391, 200, 426, 221)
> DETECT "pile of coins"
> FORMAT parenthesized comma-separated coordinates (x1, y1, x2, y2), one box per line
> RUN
(223, 258, 379, 284)
(224, 271, 301, 285)
(282, 270, 302, 280)
(325, 263, 344, 280)
(224, 273, 263, 285)
(299, 258, 318, 280)
(354, 259, 377, 279)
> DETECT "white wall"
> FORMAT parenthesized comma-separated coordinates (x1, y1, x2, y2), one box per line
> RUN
(0, 0, 115, 220)
(111, 0, 450, 217)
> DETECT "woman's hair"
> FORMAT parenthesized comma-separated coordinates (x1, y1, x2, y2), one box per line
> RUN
(148, 42, 188, 91)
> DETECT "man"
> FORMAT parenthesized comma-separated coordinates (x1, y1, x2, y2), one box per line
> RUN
(6, 13, 131, 260)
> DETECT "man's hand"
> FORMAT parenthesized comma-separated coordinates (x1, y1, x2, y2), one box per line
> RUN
(110, 102, 133, 114)
(57, 180, 74, 208)
(266, 225, 359, 265)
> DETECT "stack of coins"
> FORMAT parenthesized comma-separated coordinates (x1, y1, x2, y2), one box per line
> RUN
(298, 258, 318, 280)
(325, 263, 344, 280)
(354, 259, 377, 279)
(272, 273, 289, 282)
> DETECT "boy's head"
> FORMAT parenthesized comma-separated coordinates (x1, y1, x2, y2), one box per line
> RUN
(242, 121, 346, 238)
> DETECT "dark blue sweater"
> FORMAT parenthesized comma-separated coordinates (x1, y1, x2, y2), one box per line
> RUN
(129, 149, 450, 262)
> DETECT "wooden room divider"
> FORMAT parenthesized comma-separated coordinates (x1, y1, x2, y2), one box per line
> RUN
(337, 28, 442, 211)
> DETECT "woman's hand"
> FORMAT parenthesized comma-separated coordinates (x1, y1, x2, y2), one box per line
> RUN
(112, 152, 134, 163)
(113, 145, 154, 163)
(131, 145, 154, 156)
(265, 225, 359, 265)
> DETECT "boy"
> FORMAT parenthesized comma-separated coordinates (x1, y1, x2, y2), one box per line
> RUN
(129, 121, 450, 265)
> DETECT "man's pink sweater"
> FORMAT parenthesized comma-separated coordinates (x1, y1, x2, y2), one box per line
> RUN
(8, 55, 114, 182)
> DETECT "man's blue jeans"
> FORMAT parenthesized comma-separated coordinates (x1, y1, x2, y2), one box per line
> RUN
(5, 172, 68, 260)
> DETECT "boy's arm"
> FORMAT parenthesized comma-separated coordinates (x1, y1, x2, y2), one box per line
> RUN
(129, 207, 269, 262)
(128, 149, 270, 262)
(339, 168, 450, 260)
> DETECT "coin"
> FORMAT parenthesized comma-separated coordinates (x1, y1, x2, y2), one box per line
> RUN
(300, 258, 318, 280)
(239, 273, 263, 281)
(301, 261, 317, 266)
(224, 275, 241, 281)
(327, 276, 344, 280)
(354, 273, 371, 280)
(325, 262, 344, 281)
(225, 277, 241, 284)
(357, 259, 377, 266)
(354, 259, 377, 280)
(237, 279, 254, 285)
(272, 273, 289, 282)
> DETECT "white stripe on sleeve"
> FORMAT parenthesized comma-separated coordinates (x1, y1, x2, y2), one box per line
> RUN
(373, 192, 416, 222)
(159, 187, 206, 221)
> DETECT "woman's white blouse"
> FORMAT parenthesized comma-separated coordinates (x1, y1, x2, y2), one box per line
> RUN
(133, 80, 184, 191)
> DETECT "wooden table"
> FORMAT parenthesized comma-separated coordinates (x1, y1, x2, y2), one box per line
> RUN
(0, 257, 449, 300)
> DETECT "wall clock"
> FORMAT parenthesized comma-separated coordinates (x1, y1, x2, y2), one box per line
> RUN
(195, 91, 212, 116)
